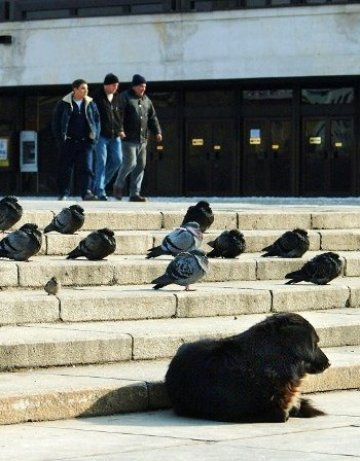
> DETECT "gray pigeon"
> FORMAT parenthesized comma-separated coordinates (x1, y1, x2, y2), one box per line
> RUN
(44, 276, 61, 296)
(146, 222, 203, 259)
(0, 223, 42, 261)
(66, 227, 116, 260)
(181, 201, 214, 233)
(0, 196, 23, 232)
(151, 249, 209, 290)
(207, 229, 246, 258)
(285, 252, 342, 285)
(44, 205, 85, 234)
(262, 228, 309, 258)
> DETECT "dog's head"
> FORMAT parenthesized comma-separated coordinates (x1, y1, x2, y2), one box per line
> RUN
(258, 313, 330, 375)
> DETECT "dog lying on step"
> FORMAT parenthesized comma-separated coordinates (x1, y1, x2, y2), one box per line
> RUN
(165, 313, 330, 423)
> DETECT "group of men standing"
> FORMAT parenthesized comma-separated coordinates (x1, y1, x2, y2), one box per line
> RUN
(52, 73, 162, 201)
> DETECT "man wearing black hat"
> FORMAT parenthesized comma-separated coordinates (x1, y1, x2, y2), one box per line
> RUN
(113, 74, 162, 202)
(92, 73, 123, 200)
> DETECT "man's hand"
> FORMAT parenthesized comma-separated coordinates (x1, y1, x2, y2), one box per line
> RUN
(119, 131, 126, 139)
(156, 134, 163, 142)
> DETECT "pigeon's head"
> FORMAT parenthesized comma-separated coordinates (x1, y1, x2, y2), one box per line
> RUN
(196, 200, 210, 209)
(69, 205, 85, 214)
(294, 228, 308, 237)
(20, 223, 39, 233)
(98, 227, 115, 237)
(325, 252, 340, 260)
(228, 229, 244, 240)
(3, 196, 19, 203)
(184, 221, 200, 229)
(50, 276, 58, 283)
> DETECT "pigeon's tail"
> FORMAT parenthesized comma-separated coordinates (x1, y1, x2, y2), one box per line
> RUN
(151, 274, 171, 289)
(207, 248, 219, 258)
(66, 248, 83, 259)
(0, 248, 9, 258)
(44, 224, 55, 234)
(284, 270, 303, 285)
(146, 246, 165, 259)
(261, 251, 275, 258)
(152, 283, 166, 290)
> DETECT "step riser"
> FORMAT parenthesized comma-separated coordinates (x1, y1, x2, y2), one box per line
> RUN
(1, 323, 359, 371)
(13, 210, 360, 233)
(0, 286, 354, 325)
(0, 364, 358, 426)
(1, 257, 355, 287)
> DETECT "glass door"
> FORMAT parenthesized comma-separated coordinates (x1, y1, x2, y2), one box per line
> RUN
(301, 118, 354, 195)
(243, 118, 293, 195)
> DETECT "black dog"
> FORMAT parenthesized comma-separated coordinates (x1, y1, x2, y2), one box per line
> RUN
(165, 313, 330, 423)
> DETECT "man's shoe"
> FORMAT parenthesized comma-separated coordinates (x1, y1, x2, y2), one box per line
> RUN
(113, 186, 123, 201)
(129, 194, 147, 202)
(82, 191, 98, 201)
(98, 195, 109, 201)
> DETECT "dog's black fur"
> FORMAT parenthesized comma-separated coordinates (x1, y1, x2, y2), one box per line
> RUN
(165, 313, 330, 423)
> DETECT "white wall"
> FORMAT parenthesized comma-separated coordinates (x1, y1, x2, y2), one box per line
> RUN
(0, 4, 359, 87)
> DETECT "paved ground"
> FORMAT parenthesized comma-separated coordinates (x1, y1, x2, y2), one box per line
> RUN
(0, 390, 359, 460)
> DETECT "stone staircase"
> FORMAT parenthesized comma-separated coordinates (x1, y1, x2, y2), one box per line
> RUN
(1, 200, 360, 425)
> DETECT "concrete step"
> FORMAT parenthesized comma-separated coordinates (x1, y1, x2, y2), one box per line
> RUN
(0, 308, 360, 370)
(12, 207, 360, 232)
(40, 228, 360, 256)
(2, 279, 360, 325)
(3, 251, 360, 288)
(0, 345, 359, 425)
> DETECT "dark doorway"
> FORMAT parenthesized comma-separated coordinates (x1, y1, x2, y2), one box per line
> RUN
(242, 118, 293, 195)
(301, 117, 354, 195)
(184, 119, 236, 195)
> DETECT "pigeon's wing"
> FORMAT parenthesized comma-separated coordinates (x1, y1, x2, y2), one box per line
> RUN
(0, 201, 23, 231)
(0, 229, 39, 260)
(80, 231, 115, 260)
(162, 228, 196, 254)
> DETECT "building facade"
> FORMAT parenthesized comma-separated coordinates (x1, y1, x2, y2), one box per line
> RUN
(0, 0, 359, 196)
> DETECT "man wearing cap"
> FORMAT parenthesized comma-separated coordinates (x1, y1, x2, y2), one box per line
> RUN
(93, 73, 123, 201)
(113, 74, 162, 202)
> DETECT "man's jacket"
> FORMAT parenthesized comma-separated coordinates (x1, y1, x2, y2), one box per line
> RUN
(93, 88, 122, 138)
(52, 92, 100, 143)
(119, 89, 161, 143)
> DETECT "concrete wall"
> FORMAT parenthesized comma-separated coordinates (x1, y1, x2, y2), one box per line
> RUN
(0, 4, 359, 87)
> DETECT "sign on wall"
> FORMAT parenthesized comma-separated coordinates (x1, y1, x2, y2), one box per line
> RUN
(0, 137, 10, 167)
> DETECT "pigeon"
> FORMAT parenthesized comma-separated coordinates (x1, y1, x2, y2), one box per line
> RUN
(181, 201, 214, 233)
(44, 205, 85, 234)
(0, 196, 23, 232)
(151, 249, 209, 290)
(146, 222, 203, 259)
(262, 228, 310, 258)
(66, 227, 116, 260)
(0, 223, 42, 261)
(285, 252, 342, 285)
(44, 276, 61, 296)
(207, 229, 246, 258)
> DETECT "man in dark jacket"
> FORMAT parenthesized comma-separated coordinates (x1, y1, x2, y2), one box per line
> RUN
(93, 73, 123, 201)
(113, 74, 162, 202)
(52, 78, 100, 200)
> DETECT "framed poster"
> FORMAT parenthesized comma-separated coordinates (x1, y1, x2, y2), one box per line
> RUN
(0, 137, 10, 167)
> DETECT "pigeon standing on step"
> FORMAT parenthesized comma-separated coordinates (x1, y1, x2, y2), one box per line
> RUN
(44, 276, 61, 295)
(285, 251, 342, 285)
(151, 249, 209, 290)
(66, 227, 116, 260)
(0, 223, 42, 261)
(0, 196, 23, 232)
(207, 229, 246, 258)
(181, 201, 214, 233)
(44, 205, 85, 234)
(262, 228, 310, 258)
(146, 222, 203, 259)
